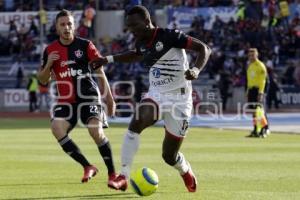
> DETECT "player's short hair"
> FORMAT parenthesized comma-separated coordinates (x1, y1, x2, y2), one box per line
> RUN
(126, 5, 151, 20)
(248, 48, 258, 54)
(55, 9, 73, 23)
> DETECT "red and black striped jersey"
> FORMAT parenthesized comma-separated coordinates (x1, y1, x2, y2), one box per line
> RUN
(42, 37, 101, 103)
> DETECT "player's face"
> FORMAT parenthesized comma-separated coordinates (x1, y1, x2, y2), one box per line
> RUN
(56, 16, 75, 42)
(248, 51, 257, 61)
(126, 14, 148, 40)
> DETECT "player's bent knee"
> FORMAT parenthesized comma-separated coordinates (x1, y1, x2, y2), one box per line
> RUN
(51, 120, 70, 140)
(51, 124, 67, 140)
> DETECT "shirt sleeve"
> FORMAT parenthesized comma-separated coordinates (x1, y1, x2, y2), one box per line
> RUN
(167, 29, 190, 49)
(258, 63, 267, 93)
(87, 41, 101, 61)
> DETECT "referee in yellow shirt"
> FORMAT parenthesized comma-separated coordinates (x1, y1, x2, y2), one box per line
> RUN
(246, 48, 270, 138)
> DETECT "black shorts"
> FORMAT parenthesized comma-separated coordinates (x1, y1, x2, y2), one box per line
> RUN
(247, 87, 259, 109)
(51, 102, 108, 132)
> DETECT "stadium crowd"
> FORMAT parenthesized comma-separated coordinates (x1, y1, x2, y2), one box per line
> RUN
(0, 0, 299, 112)
(1, 0, 299, 11)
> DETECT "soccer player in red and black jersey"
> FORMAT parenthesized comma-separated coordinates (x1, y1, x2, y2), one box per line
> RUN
(37, 10, 117, 186)
(90, 6, 211, 192)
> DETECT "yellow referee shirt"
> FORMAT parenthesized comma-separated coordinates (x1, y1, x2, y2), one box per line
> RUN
(247, 59, 267, 93)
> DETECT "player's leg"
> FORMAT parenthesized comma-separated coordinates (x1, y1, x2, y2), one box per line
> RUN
(33, 92, 38, 111)
(109, 99, 158, 190)
(122, 99, 158, 176)
(246, 88, 259, 137)
(29, 92, 34, 112)
(162, 112, 197, 192)
(82, 104, 117, 184)
(258, 105, 271, 138)
(51, 104, 96, 183)
(86, 118, 117, 183)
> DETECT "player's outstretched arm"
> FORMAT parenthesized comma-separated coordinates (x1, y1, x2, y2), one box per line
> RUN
(95, 66, 116, 117)
(184, 37, 211, 80)
(90, 51, 143, 70)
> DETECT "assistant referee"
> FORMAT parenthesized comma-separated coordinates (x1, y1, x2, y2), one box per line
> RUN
(246, 48, 270, 137)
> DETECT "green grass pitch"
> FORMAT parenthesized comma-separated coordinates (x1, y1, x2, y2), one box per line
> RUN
(0, 118, 299, 200)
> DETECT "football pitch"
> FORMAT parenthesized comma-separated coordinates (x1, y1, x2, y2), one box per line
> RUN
(0, 118, 299, 200)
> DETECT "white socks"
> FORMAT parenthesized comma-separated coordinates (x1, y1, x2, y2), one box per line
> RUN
(121, 130, 140, 179)
(173, 152, 190, 175)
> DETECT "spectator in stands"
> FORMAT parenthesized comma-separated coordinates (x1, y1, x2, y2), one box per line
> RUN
(279, 0, 290, 30)
(266, 67, 280, 109)
(18, 23, 29, 38)
(22, 35, 35, 61)
(291, 12, 300, 38)
(83, 4, 96, 38)
(8, 20, 18, 35)
(0, 34, 11, 55)
(47, 20, 58, 42)
(29, 19, 39, 37)
(282, 61, 296, 85)
(77, 19, 89, 38)
(8, 31, 22, 55)
(0, 1, 4, 11)
(217, 69, 232, 111)
(168, 16, 179, 29)
(27, 70, 39, 112)
(8, 57, 24, 88)
(293, 62, 300, 87)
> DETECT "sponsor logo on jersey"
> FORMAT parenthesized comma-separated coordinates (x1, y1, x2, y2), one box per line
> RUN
(151, 77, 174, 86)
(59, 68, 83, 78)
(155, 41, 163, 51)
(152, 68, 161, 78)
(61, 60, 76, 67)
(74, 49, 83, 58)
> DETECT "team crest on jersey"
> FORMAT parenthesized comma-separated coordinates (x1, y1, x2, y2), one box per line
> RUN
(155, 41, 163, 51)
(74, 49, 83, 58)
(152, 68, 161, 78)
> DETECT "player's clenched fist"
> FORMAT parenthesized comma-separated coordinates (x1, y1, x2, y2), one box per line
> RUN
(184, 67, 200, 80)
(47, 51, 60, 66)
(89, 57, 108, 70)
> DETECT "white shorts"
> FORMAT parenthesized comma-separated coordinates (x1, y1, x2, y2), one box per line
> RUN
(143, 86, 193, 139)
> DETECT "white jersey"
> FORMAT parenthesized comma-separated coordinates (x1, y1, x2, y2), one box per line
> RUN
(135, 28, 192, 93)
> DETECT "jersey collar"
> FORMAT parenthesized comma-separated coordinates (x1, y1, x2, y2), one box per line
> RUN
(146, 27, 158, 48)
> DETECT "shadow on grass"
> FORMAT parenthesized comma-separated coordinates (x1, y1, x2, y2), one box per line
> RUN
(2, 193, 140, 200)
(0, 182, 81, 187)
(0, 118, 128, 130)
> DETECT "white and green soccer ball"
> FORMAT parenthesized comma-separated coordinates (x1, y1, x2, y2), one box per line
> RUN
(130, 167, 159, 196)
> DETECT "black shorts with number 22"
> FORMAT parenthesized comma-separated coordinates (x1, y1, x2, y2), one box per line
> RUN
(51, 103, 107, 131)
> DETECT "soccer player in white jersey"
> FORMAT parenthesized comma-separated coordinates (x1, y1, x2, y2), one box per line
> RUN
(90, 5, 211, 192)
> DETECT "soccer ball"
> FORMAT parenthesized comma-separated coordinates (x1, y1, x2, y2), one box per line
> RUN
(130, 167, 159, 196)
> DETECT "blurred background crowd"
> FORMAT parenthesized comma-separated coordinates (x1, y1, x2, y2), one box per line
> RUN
(0, 0, 299, 114)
